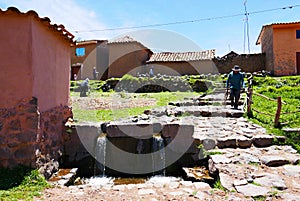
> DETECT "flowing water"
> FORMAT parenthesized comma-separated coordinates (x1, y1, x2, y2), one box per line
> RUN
(152, 134, 166, 176)
(94, 134, 107, 176)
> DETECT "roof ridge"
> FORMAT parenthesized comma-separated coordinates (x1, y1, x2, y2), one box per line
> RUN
(0, 7, 74, 43)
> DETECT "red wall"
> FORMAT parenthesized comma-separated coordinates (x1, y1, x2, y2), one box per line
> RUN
(0, 15, 33, 108)
(0, 13, 70, 111)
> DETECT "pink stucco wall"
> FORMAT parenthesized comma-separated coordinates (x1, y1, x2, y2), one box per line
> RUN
(0, 15, 33, 107)
(0, 13, 70, 111)
(273, 26, 300, 75)
(31, 17, 70, 111)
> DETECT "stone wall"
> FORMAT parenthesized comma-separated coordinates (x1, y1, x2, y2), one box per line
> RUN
(0, 97, 38, 167)
(213, 53, 265, 73)
(0, 97, 72, 172)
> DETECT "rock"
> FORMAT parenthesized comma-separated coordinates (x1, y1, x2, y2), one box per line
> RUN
(210, 155, 232, 164)
(254, 173, 287, 190)
(235, 183, 269, 197)
(194, 191, 206, 200)
(281, 193, 300, 201)
(219, 172, 234, 191)
(180, 180, 194, 187)
(252, 135, 274, 147)
(138, 189, 156, 195)
(260, 155, 289, 167)
(283, 165, 300, 176)
(236, 136, 252, 148)
(106, 122, 154, 138)
(194, 182, 211, 190)
(202, 138, 216, 150)
(112, 185, 126, 191)
(169, 191, 184, 196)
(208, 158, 218, 175)
(168, 181, 180, 189)
(140, 114, 149, 120)
(217, 137, 236, 148)
(239, 153, 260, 164)
(233, 179, 248, 187)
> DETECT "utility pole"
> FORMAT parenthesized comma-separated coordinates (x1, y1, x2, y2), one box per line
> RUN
(244, 0, 250, 54)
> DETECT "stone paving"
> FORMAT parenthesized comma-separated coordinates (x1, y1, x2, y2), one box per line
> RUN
(50, 90, 300, 200)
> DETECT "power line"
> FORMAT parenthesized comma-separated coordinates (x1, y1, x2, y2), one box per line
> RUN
(73, 4, 300, 33)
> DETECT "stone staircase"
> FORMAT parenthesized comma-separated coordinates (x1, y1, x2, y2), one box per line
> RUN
(168, 90, 300, 200)
(147, 89, 300, 199)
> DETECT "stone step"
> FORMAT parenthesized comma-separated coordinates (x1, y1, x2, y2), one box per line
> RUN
(193, 134, 284, 150)
(169, 100, 244, 107)
(174, 106, 245, 118)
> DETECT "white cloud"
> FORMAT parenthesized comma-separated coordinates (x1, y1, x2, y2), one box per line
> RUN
(0, 0, 111, 40)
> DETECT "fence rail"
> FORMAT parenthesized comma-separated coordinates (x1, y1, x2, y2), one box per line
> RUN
(246, 74, 299, 128)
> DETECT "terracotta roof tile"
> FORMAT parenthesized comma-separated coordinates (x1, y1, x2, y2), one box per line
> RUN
(148, 50, 215, 62)
(0, 7, 75, 44)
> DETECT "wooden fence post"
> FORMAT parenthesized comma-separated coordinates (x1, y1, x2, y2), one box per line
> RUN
(247, 88, 253, 116)
(274, 96, 282, 128)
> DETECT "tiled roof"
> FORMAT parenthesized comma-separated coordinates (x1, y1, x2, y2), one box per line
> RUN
(147, 50, 215, 62)
(256, 21, 300, 44)
(0, 7, 74, 43)
(107, 35, 151, 52)
(76, 40, 107, 46)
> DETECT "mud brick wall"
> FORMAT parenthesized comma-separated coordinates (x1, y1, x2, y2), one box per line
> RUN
(213, 53, 265, 73)
(0, 97, 72, 168)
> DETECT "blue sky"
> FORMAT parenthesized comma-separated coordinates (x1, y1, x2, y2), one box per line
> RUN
(1, 0, 299, 56)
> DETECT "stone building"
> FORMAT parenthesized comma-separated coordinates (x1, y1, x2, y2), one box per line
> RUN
(256, 22, 300, 75)
(0, 7, 74, 168)
(71, 40, 109, 80)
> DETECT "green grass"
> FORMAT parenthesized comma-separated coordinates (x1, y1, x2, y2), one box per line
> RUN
(71, 91, 200, 122)
(213, 178, 226, 191)
(0, 166, 49, 201)
(246, 75, 300, 153)
(253, 195, 267, 201)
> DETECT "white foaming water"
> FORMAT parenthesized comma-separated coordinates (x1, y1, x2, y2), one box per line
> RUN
(146, 175, 181, 185)
(87, 176, 114, 187)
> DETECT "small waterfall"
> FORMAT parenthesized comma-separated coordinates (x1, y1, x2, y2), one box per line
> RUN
(95, 134, 107, 176)
(152, 134, 166, 176)
(136, 139, 144, 154)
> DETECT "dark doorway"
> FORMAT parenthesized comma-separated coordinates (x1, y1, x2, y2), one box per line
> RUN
(297, 52, 300, 75)
(71, 65, 81, 80)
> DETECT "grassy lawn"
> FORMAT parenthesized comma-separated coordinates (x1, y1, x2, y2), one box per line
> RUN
(0, 166, 49, 201)
(71, 91, 200, 122)
(247, 75, 300, 152)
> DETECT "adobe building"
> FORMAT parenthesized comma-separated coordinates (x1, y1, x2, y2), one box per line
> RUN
(107, 36, 153, 78)
(256, 22, 300, 75)
(0, 7, 74, 168)
(71, 40, 109, 80)
(147, 50, 218, 75)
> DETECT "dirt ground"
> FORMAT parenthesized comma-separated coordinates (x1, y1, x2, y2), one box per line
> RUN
(70, 96, 157, 110)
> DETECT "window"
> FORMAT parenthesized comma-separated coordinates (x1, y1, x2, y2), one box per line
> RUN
(296, 30, 300, 39)
(76, 47, 85, 56)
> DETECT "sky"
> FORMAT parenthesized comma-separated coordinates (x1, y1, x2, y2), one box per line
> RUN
(0, 0, 300, 56)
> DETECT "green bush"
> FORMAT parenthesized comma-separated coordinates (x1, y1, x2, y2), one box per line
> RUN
(0, 166, 49, 200)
